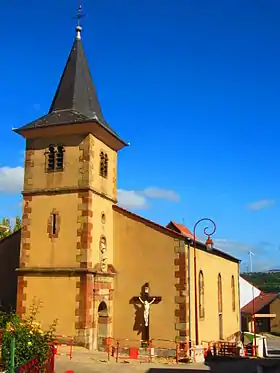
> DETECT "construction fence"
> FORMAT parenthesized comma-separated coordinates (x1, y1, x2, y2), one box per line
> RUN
(100, 337, 243, 363)
(103, 337, 208, 363)
(52, 335, 74, 360)
(49, 334, 243, 363)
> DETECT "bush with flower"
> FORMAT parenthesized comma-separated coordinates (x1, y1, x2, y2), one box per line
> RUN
(0, 299, 57, 370)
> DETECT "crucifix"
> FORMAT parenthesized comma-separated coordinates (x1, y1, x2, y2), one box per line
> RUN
(132, 283, 162, 342)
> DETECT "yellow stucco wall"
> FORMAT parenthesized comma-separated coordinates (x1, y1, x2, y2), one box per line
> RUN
(113, 209, 179, 348)
(188, 244, 240, 343)
(27, 194, 79, 267)
(24, 134, 85, 191)
(23, 132, 116, 267)
(87, 134, 117, 202)
(24, 133, 117, 201)
(19, 126, 241, 348)
(270, 298, 280, 333)
(23, 276, 77, 336)
(20, 129, 118, 343)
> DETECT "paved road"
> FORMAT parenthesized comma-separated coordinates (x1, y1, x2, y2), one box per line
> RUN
(55, 356, 280, 373)
(266, 337, 280, 356)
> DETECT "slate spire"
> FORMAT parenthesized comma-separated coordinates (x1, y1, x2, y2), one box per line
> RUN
(15, 23, 126, 149)
(49, 25, 103, 121)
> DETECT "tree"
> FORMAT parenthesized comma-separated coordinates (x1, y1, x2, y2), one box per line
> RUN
(13, 216, 22, 233)
(0, 218, 12, 240)
(0, 216, 22, 240)
(242, 272, 280, 293)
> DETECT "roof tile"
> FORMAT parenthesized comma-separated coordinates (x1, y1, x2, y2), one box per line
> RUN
(241, 292, 279, 314)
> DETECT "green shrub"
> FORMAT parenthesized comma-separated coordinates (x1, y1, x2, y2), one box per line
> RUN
(1, 299, 57, 370)
(0, 311, 13, 329)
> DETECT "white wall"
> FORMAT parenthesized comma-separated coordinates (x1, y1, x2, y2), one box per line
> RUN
(239, 276, 261, 308)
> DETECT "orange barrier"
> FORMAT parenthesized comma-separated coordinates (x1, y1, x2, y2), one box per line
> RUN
(111, 338, 152, 363)
(104, 337, 191, 363)
(176, 342, 189, 363)
(203, 340, 238, 357)
(53, 335, 73, 360)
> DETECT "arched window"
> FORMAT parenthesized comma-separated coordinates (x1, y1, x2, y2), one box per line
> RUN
(218, 273, 223, 313)
(199, 270, 205, 319)
(56, 145, 64, 170)
(98, 301, 108, 317)
(47, 145, 55, 171)
(231, 275, 236, 312)
(100, 151, 108, 178)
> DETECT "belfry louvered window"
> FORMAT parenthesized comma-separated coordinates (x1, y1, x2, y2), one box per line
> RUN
(56, 145, 64, 170)
(46, 145, 65, 172)
(100, 151, 108, 178)
(47, 145, 56, 171)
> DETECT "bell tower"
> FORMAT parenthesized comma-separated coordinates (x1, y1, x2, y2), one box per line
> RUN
(15, 24, 127, 348)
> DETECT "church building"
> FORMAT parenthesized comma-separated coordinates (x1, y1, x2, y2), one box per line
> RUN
(0, 24, 240, 350)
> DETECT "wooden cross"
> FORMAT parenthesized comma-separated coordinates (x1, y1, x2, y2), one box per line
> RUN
(132, 283, 162, 342)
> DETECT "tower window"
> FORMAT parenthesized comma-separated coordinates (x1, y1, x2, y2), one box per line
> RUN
(47, 145, 56, 171)
(46, 145, 65, 172)
(56, 145, 64, 170)
(100, 151, 108, 178)
(52, 213, 57, 235)
(47, 209, 60, 239)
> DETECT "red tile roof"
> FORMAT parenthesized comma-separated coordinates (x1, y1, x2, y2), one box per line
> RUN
(241, 292, 279, 315)
(166, 221, 240, 264)
(166, 221, 194, 239)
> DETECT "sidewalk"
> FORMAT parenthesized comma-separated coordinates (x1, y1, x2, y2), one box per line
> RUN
(54, 346, 209, 372)
(54, 346, 280, 373)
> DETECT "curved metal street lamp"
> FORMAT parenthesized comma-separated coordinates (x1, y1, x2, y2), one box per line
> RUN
(193, 218, 216, 346)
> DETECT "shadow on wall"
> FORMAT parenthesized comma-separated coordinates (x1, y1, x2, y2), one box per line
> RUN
(129, 283, 148, 339)
(0, 230, 21, 312)
(147, 357, 280, 373)
(130, 302, 143, 336)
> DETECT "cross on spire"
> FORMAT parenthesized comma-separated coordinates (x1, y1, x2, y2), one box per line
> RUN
(74, 2, 85, 39)
(75, 2, 85, 26)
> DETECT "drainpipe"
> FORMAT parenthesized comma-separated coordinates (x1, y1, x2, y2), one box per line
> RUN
(187, 238, 192, 348)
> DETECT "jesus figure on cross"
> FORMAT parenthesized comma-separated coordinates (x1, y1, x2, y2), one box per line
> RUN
(139, 296, 156, 326)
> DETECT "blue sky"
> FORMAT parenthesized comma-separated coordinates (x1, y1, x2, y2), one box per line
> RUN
(1, 0, 280, 272)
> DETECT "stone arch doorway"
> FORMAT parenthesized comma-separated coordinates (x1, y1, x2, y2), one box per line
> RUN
(97, 301, 109, 350)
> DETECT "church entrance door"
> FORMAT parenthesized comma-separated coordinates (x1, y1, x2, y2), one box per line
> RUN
(97, 301, 109, 351)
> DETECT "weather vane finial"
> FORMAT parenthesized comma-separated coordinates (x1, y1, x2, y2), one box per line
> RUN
(74, 1, 85, 39)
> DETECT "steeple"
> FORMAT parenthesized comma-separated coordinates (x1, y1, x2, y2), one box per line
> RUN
(49, 25, 104, 121)
(14, 23, 127, 148)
